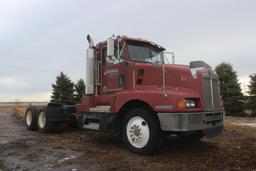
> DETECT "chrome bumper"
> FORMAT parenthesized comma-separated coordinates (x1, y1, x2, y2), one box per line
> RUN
(157, 111, 224, 137)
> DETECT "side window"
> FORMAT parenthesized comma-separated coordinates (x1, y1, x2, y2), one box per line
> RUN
(102, 46, 124, 65)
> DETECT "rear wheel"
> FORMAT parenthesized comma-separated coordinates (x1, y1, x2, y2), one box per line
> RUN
(25, 107, 38, 130)
(37, 109, 54, 133)
(122, 108, 162, 154)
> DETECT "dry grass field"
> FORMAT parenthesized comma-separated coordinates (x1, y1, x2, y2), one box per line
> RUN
(0, 102, 47, 119)
(0, 104, 27, 119)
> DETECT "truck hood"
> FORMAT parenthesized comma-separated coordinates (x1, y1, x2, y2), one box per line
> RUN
(163, 64, 208, 96)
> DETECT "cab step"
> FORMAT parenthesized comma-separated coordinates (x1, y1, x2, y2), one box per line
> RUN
(82, 111, 115, 132)
(89, 106, 111, 113)
(83, 122, 100, 130)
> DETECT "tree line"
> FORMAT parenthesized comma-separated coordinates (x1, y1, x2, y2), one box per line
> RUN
(216, 63, 255, 116)
(51, 63, 256, 116)
(51, 72, 85, 104)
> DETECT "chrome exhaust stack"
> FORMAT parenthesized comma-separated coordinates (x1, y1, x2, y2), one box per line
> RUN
(85, 34, 95, 95)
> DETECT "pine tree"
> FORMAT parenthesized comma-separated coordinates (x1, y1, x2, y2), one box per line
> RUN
(215, 63, 244, 115)
(74, 79, 85, 103)
(51, 72, 75, 104)
(248, 74, 256, 113)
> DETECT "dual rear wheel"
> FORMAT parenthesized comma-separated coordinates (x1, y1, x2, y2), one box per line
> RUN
(25, 107, 53, 133)
(25, 107, 38, 130)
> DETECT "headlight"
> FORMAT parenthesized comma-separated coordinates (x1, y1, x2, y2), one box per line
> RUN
(185, 99, 196, 108)
(177, 98, 200, 110)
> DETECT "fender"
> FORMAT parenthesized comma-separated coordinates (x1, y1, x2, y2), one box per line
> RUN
(112, 90, 170, 113)
(112, 89, 202, 113)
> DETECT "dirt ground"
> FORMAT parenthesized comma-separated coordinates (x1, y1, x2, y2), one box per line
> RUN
(0, 107, 256, 171)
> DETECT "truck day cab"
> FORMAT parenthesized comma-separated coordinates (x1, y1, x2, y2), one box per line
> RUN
(25, 35, 224, 154)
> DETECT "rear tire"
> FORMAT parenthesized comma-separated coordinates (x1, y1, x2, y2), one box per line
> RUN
(25, 107, 38, 130)
(122, 108, 162, 154)
(37, 109, 54, 133)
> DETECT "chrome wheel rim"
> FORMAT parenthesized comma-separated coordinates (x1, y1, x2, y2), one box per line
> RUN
(38, 111, 46, 128)
(126, 116, 150, 148)
(26, 111, 32, 126)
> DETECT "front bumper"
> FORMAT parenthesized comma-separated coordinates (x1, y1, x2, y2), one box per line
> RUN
(157, 110, 224, 137)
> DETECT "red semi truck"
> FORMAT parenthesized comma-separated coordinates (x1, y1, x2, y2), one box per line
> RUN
(25, 35, 224, 154)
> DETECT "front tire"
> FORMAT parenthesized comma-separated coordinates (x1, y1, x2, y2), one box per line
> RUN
(122, 108, 162, 154)
(37, 109, 54, 133)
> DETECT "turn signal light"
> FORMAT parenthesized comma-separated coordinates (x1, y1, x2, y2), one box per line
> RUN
(177, 99, 186, 110)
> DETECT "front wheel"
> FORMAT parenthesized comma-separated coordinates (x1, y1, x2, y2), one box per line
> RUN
(122, 108, 162, 154)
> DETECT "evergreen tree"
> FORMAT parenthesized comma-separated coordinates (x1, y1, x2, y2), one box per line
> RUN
(215, 62, 244, 115)
(51, 72, 75, 104)
(248, 74, 256, 112)
(74, 79, 85, 103)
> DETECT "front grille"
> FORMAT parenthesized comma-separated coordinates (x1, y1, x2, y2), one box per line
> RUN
(203, 73, 221, 111)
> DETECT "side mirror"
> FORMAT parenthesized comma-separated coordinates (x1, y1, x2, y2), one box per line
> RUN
(107, 38, 114, 57)
(164, 52, 175, 64)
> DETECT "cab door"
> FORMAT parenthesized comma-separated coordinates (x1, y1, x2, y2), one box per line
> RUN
(101, 47, 126, 94)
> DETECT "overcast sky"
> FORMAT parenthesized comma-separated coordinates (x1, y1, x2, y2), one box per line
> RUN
(0, 0, 255, 102)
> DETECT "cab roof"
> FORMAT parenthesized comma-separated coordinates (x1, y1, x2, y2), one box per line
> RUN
(97, 35, 166, 51)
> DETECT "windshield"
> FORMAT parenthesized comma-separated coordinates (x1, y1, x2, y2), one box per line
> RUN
(127, 44, 164, 64)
